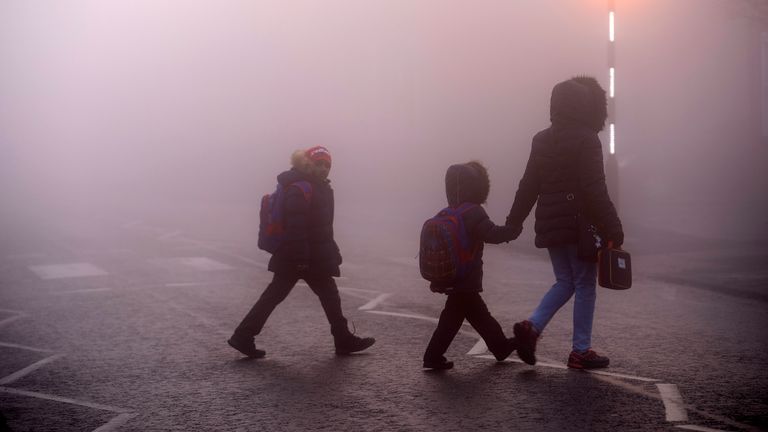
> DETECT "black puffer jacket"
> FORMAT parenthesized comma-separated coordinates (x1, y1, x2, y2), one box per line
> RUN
(268, 168, 342, 277)
(506, 77, 623, 249)
(434, 163, 518, 293)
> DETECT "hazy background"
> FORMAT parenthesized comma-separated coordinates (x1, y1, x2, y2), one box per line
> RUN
(1, 0, 766, 253)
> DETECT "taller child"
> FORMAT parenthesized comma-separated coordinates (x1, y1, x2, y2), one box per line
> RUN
(228, 146, 375, 358)
(505, 77, 624, 369)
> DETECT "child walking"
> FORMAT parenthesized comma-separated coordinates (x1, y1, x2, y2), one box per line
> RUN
(421, 161, 521, 370)
(228, 146, 375, 358)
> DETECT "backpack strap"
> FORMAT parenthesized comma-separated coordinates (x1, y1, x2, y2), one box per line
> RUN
(289, 181, 313, 202)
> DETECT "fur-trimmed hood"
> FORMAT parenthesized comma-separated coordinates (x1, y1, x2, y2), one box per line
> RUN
(290, 148, 330, 182)
(445, 161, 490, 207)
(550, 76, 607, 132)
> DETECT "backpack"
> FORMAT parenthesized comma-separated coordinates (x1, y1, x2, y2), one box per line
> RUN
(419, 202, 480, 284)
(258, 181, 313, 254)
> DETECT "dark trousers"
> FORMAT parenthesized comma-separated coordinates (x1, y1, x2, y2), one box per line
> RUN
(424, 292, 508, 361)
(234, 273, 348, 337)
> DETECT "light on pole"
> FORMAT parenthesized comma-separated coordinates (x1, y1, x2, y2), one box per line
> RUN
(606, 0, 620, 206)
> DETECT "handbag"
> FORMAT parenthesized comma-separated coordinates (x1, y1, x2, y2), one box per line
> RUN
(598, 241, 632, 290)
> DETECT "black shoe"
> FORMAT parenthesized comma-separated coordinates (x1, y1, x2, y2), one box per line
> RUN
(494, 337, 518, 362)
(227, 333, 266, 359)
(334, 335, 376, 355)
(513, 320, 539, 365)
(423, 358, 454, 370)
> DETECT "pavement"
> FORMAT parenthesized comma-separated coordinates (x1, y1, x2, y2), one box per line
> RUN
(0, 210, 766, 431)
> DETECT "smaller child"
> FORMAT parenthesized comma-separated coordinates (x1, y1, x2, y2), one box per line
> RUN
(422, 161, 521, 370)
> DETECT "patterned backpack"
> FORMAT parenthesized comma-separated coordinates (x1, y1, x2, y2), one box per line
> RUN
(258, 181, 312, 254)
(419, 203, 480, 284)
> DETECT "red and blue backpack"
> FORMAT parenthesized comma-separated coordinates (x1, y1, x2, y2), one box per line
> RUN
(258, 181, 312, 254)
(419, 202, 480, 284)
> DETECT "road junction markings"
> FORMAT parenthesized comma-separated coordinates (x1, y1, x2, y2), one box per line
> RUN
(335, 286, 746, 432)
(0, 309, 136, 431)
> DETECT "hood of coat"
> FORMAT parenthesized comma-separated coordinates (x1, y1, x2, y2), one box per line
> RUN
(445, 162, 490, 207)
(549, 76, 607, 132)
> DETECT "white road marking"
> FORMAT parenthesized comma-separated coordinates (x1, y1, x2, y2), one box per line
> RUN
(29, 263, 108, 280)
(4, 253, 46, 260)
(467, 339, 487, 355)
(0, 314, 25, 328)
(0, 386, 131, 413)
(364, 310, 475, 336)
(92, 413, 137, 432)
(337, 286, 380, 294)
(676, 425, 727, 432)
(0, 342, 54, 353)
(154, 257, 233, 271)
(358, 293, 392, 311)
(158, 230, 182, 240)
(657, 383, 689, 422)
(478, 355, 662, 381)
(0, 354, 65, 385)
(586, 369, 661, 382)
(55, 288, 113, 295)
(0, 308, 25, 314)
(365, 310, 439, 323)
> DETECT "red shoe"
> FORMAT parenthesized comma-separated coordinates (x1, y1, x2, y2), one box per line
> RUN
(567, 349, 610, 369)
(513, 320, 539, 365)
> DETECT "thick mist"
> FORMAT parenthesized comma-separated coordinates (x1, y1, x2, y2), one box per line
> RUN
(1, 0, 766, 253)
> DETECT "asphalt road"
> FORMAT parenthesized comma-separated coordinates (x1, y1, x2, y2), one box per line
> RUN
(0, 213, 766, 431)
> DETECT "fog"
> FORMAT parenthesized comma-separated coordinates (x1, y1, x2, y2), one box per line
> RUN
(1, 0, 766, 253)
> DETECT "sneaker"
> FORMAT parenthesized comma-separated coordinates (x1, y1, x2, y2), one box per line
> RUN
(423, 358, 454, 370)
(494, 337, 518, 362)
(227, 333, 266, 359)
(334, 335, 376, 355)
(567, 349, 610, 369)
(513, 320, 539, 365)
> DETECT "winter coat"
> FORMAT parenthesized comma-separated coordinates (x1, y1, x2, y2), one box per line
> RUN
(433, 163, 518, 293)
(268, 168, 342, 277)
(506, 77, 623, 249)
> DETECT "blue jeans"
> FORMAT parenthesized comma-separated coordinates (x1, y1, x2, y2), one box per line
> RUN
(529, 244, 598, 353)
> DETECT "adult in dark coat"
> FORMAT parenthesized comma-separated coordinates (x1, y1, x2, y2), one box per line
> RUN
(505, 76, 624, 370)
(423, 161, 520, 370)
(228, 146, 375, 358)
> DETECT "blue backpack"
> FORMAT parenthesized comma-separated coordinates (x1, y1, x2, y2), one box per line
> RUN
(419, 202, 480, 284)
(258, 181, 313, 254)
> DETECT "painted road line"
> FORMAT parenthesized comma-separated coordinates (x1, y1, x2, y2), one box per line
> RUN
(55, 288, 113, 295)
(0, 314, 24, 329)
(359, 293, 392, 311)
(93, 413, 138, 432)
(28, 263, 108, 280)
(467, 339, 487, 355)
(158, 230, 182, 240)
(337, 286, 380, 294)
(0, 308, 25, 314)
(365, 310, 476, 337)
(676, 425, 727, 432)
(476, 355, 569, 370)
(0, 386, 131, 413)
(586, 368, 661, 382)
(177, 236, 266, 268)
(482, 354, 661, 380)
(657, 383, 689, 422)
(0, 354, 65, 385)
(0, 342, 54, 353)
